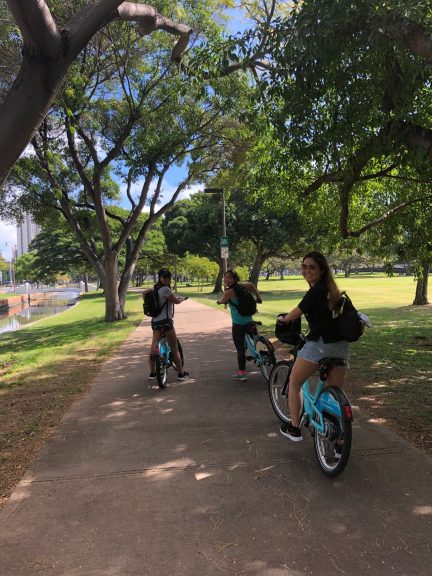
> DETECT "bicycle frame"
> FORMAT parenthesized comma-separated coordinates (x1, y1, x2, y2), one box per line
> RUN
(153, 332, 171, 364)
(300, 379, 345, 435)
(244, 330, 261, 363)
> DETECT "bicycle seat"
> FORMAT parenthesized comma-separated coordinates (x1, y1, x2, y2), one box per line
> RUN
(155, 324, 172, 331)
(319, 357, 346, 368)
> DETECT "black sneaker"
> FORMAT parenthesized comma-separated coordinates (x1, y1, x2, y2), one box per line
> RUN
(177, 371, 189, 380)
(148, 372, 157, 380)
(280, 422, 303, 442)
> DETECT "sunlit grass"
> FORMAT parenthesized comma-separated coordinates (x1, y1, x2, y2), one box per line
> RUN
(0, 292, 144, 388)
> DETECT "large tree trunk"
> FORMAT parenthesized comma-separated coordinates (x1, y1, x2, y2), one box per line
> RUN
(104, 252, 124, 321)
(213, 265, 224, 293)
(412, 262, 430, 305)
(249, 249, 264, 286)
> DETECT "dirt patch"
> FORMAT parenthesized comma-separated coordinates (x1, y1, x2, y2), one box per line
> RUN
(0, 350, 101, 510)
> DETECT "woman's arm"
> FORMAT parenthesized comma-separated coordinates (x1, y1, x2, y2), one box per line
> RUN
(279, 306, 303, 323)
(168, 294, 188, 304)
(216, 288, 234, 305)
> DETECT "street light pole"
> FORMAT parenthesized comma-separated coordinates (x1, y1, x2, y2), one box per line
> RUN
(204, 187, 228, 274)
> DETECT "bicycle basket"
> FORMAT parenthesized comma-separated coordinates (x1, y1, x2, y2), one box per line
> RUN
(275, 316, 302, 345)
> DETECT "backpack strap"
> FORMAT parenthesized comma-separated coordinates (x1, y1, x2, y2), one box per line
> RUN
(229, 282, 241, 308)
(155, 284, 170, 318)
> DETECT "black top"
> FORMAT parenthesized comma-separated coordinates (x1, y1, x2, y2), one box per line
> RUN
(298, 279, 340, 343)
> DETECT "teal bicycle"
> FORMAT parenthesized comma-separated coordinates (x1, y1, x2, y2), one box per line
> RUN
(269, 336, 353, 477)
(245, 320, 276, 381)
(150, 325, 184, 389)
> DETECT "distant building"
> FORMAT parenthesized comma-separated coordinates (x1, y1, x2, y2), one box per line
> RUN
(17, 214, 41, 257)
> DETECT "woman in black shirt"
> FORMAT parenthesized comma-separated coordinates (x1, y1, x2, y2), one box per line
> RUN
(278, 252, 349, 441)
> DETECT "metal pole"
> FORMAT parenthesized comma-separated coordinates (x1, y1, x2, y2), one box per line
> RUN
(203, 188, 228, 275)
(221, 189, 227, 274)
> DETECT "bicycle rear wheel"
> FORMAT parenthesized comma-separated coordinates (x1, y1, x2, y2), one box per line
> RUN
(155, 353, 168, 389)
(268, 360, 293, 423)
(256, 336, 276, 381)
(313, 386, 353, 477)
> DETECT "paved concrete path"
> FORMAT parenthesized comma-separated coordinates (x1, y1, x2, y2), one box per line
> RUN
(0, 300, 431, 575)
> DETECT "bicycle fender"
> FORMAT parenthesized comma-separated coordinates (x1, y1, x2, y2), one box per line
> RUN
(316, 386, 353, 422)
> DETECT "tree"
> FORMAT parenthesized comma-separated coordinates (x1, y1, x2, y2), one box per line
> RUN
(163, 193, 227, 292)
(251, 0, 432, 239)
(14, 252, 39, 284)
(363, 185, 432, 304)
(182, 254, 218, 290)
(227, 187, 305, 285)
(2, 4, 247, 320)
(0, 0, 193, 185)
(0, 253, 10, 283)
(29, 226, 94, 288)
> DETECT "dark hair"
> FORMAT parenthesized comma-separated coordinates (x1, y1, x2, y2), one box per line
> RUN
(302, 251, 341, 309)
(224, 269, 240, 284)
(158, 268, 172, 279)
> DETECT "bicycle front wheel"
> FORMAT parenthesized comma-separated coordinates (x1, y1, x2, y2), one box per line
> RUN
(155, 354, 168, 389)
(256, 336, 276, 381)
(268, 360, 293, 423)
(313, 386, 353, 478)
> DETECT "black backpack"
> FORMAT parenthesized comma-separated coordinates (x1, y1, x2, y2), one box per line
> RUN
(231, 283, 257, 316)
(335, 292, 364, 342)
(143, 287, 168, 318)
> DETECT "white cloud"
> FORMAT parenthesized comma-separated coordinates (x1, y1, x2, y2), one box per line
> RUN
(0, 219, 17, 260)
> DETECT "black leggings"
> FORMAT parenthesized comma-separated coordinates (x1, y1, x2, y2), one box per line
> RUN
(232, 323, 253, 370)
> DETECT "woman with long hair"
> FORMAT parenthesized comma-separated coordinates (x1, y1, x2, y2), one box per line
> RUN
(278, 252, 349, 441)
(217, 269, 262, 381)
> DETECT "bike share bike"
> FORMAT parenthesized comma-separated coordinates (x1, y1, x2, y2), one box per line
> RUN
(244, 320, 276, 381)
(150, 325, 184, 389)
(269, 318, 354, 477)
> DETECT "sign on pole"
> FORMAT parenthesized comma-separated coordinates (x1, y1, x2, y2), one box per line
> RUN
(220, 247, 229, 258)
(220, 236, 229, 248)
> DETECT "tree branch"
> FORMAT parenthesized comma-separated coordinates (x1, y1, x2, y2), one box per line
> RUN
(347, 195, 431, 237)
(7, 0, 63, 57)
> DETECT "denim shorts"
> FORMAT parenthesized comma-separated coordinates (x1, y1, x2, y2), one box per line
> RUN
(297, 337, 350, 364)
(151, 318, 174, 331)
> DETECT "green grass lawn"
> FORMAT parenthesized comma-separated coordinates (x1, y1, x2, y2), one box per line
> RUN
(0, 292, 18, 299)
(0, 292, 144, 389)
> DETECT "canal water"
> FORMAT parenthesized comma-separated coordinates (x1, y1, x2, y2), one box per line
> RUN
(0, 291, 79, 335)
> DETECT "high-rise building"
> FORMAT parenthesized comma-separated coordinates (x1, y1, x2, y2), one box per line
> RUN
(17, 214, 41, 257)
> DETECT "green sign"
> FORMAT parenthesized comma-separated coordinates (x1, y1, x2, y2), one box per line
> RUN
(220, 236, 229, 248)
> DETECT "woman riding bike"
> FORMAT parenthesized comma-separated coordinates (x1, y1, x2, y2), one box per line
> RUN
(277, 252, 349, 441)
(144, 268, 189, 381)
(216, 269, 262, 382)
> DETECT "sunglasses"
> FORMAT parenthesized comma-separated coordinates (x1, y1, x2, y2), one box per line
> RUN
(301, 264, 320, 271)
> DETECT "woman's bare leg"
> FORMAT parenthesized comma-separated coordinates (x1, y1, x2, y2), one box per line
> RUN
(165, 328, 184, 373)
(148, 330, 159, 373)
(289, 357, 318, 427)
(326, 367, 348, 389)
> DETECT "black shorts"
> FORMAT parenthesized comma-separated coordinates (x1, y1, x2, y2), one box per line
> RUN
(151, 318, 174, 331)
